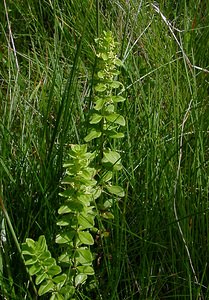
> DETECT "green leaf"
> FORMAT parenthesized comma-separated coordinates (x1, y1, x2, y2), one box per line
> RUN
(94, 98, 106, 110)
(38, 250, 51, 260)
(101, 211, 114, 219)
(25, 238, 36, 250)
(77, 265, 94, 275)
(105, 113, 125, 126)
(109, 132, 124, 139)
(44, 258, 57, 266)
(28, 264, 42, 276)
(58, 189, 74, 198)
(101, 53, 108, 61)
(90, 113, 103, 124)
(84, 129, 102, 142)
(102, 150, 121, 166)
(25, 257, 38, 265)
(78, 231, 94, 245)
(38, 280, 54, 296)
(97, 71, 105, 78)
(50, 293, 64, 300)
(75, 248, 93, 265)
(109, 81, 121, 88)
(74, 274, 87, 286)
(58, 201, 84, 215)
(36, 235, 47, 252)
(60, 285, 75, 298)
(112, 95, 126, 103)
(58, 253, 70, 265)
(36, 273, 48, 285)
(104, 104, 114, 113)
(103, 199, 113, 209)
(53, 274, 67, 285)
(78, 213, 95, 229)
(95, 83, 107, 92)
(101, 171, 113, 182)
(56, 231, 75, 244)
(106, 185, 125, 197)
(47, 265, 62, 276)
(114, 57, 123, 66)
(22, 244, 35, 256)
(92, 187, 102, 200)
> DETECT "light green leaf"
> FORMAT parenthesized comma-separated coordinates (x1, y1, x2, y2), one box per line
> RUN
(50, 293, 64, 300)
(58, 189, 74, 198)
(103, 199, 113, 209)
(109, 81, 121, 88)
(60, 285, 75, 298)
(74, 274, 87, 286)
(92, 187, 102, 200)
(95, 83, 107, 92)
(58, 201, 84, 215)
(106, 185, 125, 197)
(47, 265, 62, 276)
(105, 114, 125, 126)
(101, 53, 108, 61)
(38, 250, 51, 260)
(55, 231, 75, 244)
(22, 244, 35, 256)
(75, 248, 93, 265)
(36, 235, 47, 252)
(102, 150, 121, 166)
(78, 213, 95, 229)
(53, 273, 67, 285)
(58, 253, 70, 265)
(109, 132, 124, 139)
(38, 280, 54, 296)
(44, 258, 56, 266)
(25, 257, 38, 265)
(28, 264, 42, 276)
(90, 113, 103, 124)
(102, 171, 113, 182)
(94, 98, 106, 110)
(56, 218, 70, 227)
(104, 104, 114, 113)
(84, 129, 102, 142)
(114, 57, 123, 66)
(25, 238, 36, 249)
(97, 71, 105, 78)
(112, 95, 126, 103)
(77, 265, 94, 275)
(78, 231, 94, 245)
(101, 211, 114, 219)
(36, 273, 48, 285)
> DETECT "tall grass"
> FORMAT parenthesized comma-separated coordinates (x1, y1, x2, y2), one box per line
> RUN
(0, 0, 209, 299)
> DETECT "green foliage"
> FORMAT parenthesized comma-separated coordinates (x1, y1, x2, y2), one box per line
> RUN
(85, 31, 125, 143)
(21, 31, 126, 299)
(22, 236, 71, 299)
(56, 144, 98, 289)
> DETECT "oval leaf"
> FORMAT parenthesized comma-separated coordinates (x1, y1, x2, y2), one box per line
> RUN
(75, 274, 87, 286)
(95, 83, 107, 92)
(112, 95, 126, 103)
(106, 185, 125, 197)
(38, 280, 54, 296)
(90, 113, 103, 124)
(105, 114, 125, 126)
(84, 129, 102, 142)
(77, 265, 94, 275)
(78, 231, 94, 245)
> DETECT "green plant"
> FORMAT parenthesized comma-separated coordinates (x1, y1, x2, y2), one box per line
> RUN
(21, 30, 126, 299)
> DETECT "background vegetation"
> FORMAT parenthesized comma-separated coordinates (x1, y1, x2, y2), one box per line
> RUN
(0, 0, 209, 299)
